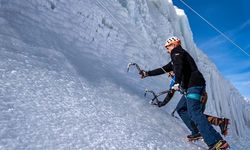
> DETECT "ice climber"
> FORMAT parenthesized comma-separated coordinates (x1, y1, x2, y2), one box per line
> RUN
(139, 36, 230, 150)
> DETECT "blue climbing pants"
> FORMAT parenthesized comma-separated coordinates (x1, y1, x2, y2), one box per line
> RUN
(176, 86, 222, 146)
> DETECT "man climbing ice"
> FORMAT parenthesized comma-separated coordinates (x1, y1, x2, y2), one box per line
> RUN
(140, 36, 229, 150)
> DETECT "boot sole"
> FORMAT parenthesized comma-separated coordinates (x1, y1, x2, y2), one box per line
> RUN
(187, 136, 203, 142)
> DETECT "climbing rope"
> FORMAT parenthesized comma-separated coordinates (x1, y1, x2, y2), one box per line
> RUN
(178, 0, 250, 57)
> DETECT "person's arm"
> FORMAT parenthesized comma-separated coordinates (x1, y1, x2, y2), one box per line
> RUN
(158, 90, 175, 107)
(148, 62, 173, 76)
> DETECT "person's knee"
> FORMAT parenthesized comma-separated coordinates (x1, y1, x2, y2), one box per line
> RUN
(177, 107, 186, 115)
(188, 107, 204, 123)
(176, 108, 182, 115)
(188, 111, 196, 121)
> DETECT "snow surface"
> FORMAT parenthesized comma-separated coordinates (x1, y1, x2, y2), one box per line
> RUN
(0, 0, 249, 149)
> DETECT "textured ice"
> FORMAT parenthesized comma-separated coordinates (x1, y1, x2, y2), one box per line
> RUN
(0, 0, 249, 149)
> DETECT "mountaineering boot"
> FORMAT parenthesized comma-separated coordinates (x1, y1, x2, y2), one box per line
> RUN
(219, 118, 230, 136)
(208, 140, 230, 150)
(187, 133, 203, 141)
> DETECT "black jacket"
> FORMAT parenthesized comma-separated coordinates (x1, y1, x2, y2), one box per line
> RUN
(148, 45, 205, 89)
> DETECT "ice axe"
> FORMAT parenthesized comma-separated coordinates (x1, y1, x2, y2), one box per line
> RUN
(144, 89, 179, 119)
(144, 89, 159, 105)
(127, 62, 143, 74)
(144, 89, 169, 105)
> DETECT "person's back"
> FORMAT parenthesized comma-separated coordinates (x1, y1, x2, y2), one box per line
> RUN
(170, 45, 205, 89)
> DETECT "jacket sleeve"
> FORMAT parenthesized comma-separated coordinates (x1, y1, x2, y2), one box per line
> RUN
(172, 52, 184, 84)
(148, 62, 173, 76)
(158, 90, 175, 107)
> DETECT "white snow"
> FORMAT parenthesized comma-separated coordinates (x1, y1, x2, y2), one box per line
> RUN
(0, 0, 249, 149)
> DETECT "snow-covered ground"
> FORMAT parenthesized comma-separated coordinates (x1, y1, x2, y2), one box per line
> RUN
(0, 0, 249, 149)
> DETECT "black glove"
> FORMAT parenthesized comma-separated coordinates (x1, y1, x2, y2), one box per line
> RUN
(139, 70, 148, 79)
(157, 90, 175, 107)
(157, 101, 164, 107)
(150, 100, 159, 106)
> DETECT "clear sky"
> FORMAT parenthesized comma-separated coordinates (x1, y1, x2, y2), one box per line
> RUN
(172, 0, 250, 100)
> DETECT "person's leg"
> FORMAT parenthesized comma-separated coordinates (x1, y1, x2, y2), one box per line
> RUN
(206, 114, 223, 125)
(205, 114, 230, 136)
(186, 86, 223, 146)
(176, 95, 199, 135)
(201, 91, 230, 136)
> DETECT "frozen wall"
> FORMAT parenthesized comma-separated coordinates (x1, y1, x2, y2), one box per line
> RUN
(0, 0, 249, 149)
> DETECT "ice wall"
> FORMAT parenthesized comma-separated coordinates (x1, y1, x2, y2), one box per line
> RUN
(0, 0, 249, 149)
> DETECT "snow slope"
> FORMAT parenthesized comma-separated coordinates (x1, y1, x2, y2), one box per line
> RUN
(0, 0, 249, 149)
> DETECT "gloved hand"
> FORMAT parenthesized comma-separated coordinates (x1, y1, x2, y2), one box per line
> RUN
(171, 83, 180, 91)
(157, 101, 164, 107)
(150, 100, 159, 106)
(139, 70, 148, 79)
